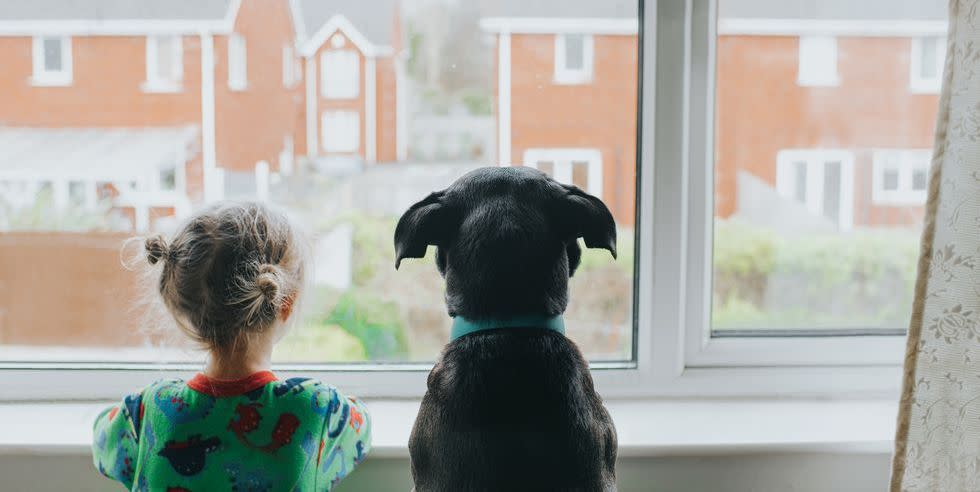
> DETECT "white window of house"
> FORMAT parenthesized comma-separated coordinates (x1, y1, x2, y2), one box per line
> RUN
(775, 150, 855, 230)
(321, 111, 360, 153)
(145, 35, 183, 92)
(31, 36, 72, 86)
(797, 35, 839, 87)
(282, 44, 300, 88)
(872, 150, 931, 205)
(554, 33, 594, 84)
(523, 149, 603, 198)
(228, 33, 248, 90)
(320, 50, 360, 99)
(910, 36, 945, 93)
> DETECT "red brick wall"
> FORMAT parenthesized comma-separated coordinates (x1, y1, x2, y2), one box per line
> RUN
(715, 35, 939, 226)
(215, 0, 303, 172)
(506, 33, 639, 226)
(0, 233, 143, 346)
(0, 35, 201, 127)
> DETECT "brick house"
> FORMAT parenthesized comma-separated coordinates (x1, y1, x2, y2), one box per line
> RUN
(0, 0, 403, 231)
(293, 0, 403, 166)
(480, 0, 639, 226)
(716, 0, 947, 230)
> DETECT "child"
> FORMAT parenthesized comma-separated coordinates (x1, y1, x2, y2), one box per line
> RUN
(92, 202, 370, 491)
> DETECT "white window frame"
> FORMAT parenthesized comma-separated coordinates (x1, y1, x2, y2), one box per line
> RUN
(144, 35, 183, 93)
(871, 149, 931, 205)
(554, 33, 594, 85)
(0, 0, 905, 402)
(774, 149, 855, 231)
(321, 111, 360, 153)
(320, 49, 360, 99)
(282, 43, 301, 88)
(797, 35, 839, 87)
(523, 148, 603, 198)
(909, 36, 945, 94)
(31, 35, 72, 86)
(228, 33, 247, 91)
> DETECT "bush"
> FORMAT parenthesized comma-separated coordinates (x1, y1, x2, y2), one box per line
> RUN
(324, 290, 409, 359)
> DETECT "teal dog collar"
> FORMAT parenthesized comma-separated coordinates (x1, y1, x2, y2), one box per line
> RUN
(450, 315, 565, 341)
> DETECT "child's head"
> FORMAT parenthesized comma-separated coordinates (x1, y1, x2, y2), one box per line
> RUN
(142, 202, 308, 354)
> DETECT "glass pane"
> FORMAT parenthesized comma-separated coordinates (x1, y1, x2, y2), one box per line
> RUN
(912, 167, 928, 191)
(43, 38, 62, 71)
(920, 37, 938, 78)
(0, 0, 639, 363)
(156, 36, 176, 80)
(564, 34, 585, 70)
(883, 169, 900, 190)
(713, 0, 945, 334)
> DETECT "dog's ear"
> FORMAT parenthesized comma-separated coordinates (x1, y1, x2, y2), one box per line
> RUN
(555, 184, 617, 258)
(394, 190, 454, 269)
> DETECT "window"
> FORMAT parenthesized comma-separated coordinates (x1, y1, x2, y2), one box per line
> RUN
(774, 150, 854, 230)
(282, 44, 301, 88)
(31, 36, 72, 86)
(320, 50, 360, 99)
(228, 33, 247, 90)
(910, 36, 945, 93)
(321, 111, 360, 153)
(797, 35, 839, 87)
(145, 35, 183, 92)
(523, 149, 603, 198)
(554, 33, 594, 84)
(872, 150, 931, 205)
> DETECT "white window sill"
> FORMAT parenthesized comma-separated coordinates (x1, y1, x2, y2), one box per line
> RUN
(0, 399, 896, 458)
(553, 76, 593, 86)
(909, 82, 941, 94)
(796, 77, 841, 88)
(229, 82, 248, 92)
(30, 76, 72, 87)
(141, 81, 183, 94)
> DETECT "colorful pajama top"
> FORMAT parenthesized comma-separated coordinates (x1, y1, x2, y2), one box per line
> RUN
(92, 371, 371, 491)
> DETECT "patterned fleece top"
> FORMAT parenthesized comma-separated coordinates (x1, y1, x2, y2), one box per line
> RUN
(92, 372, 371, 491)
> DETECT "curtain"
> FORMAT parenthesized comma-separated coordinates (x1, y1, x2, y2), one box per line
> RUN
(891, 1, 980, 490)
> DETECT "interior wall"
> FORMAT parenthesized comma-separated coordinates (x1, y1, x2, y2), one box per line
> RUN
(0, 452, 891, 491)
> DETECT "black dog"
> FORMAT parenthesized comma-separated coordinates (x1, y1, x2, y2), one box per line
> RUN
(395, 166, 618, 491)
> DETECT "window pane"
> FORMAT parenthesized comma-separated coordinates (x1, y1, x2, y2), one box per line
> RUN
(912, 167, 928, 191)
(919, 37, 939, 78)
(714, 0, 945, 334)
(0, 0, 638, 364)
(43, 38, 62, 71)
(564, 34, 585, 70)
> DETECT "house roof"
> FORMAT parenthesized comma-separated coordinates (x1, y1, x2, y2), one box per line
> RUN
(719, 0, 947, 21)
(295, 0, 397, 53)
(0, 127, 198, 181)
(478, 0, 638, 19)
(0, 0, 233, 22)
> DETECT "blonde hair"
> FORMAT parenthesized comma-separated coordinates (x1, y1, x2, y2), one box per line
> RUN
(138, 202, 308, 353)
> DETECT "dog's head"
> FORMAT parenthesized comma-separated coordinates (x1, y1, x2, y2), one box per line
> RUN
(394, 166, 616, 319)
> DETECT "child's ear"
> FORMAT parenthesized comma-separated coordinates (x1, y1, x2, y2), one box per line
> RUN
(279, 294, 295, 321)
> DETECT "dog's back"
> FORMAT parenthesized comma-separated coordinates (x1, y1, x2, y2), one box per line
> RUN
(409, 329, 617, 492)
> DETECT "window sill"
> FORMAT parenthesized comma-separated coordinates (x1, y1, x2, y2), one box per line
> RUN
(30, 77, 72, 87)
(553, 76, 593, 86)
(141, 82, 183, 94)
(0, 399, 896, 458)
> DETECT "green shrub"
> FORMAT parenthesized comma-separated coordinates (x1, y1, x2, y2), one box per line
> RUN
(324, 290, 409, 359)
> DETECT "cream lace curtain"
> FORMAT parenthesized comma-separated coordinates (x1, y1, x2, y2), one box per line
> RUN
(891, 1, 980, 490)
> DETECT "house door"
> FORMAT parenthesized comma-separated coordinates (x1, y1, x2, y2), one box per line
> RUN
(775, 150, 854, 230)
(522, 148, 603, 198)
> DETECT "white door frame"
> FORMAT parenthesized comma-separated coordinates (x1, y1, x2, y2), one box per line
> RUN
(522, 148, 603, 198)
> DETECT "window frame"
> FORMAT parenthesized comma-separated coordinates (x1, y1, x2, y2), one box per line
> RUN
(871, 149, 931, 205)
(0, 0, 906, 402)
(554, 33, 594, 85)
(797, 35, 840, 87)
(909, 36, 945, 94)
(31, 35, 72, 87)
(144, 35, 184, 93)
(228, 33, 248, 91)
(320, 49, 361, 99)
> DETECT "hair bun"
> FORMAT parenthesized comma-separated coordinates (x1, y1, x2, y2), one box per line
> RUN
(256, 264, 281, 300)
(145, 235, 170, 265)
